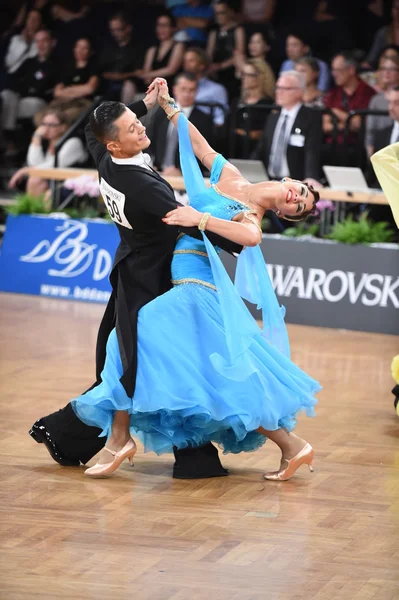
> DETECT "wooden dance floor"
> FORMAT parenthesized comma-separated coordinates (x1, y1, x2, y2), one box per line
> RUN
(0, 292, 398, 600)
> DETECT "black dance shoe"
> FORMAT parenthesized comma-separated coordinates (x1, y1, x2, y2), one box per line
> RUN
(173, 442, 229, 479)
(29, 419, 80, 467)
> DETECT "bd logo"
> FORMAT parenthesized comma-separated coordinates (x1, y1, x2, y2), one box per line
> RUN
(20, 220, 112, 280)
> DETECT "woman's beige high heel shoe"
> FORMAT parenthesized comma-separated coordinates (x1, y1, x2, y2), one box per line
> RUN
(263, 443, 314, 481)
(84, 438, 137, 478)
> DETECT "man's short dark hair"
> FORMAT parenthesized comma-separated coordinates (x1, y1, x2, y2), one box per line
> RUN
(109, 11, 130, 25)
(333, 50, 358, 71)
(89, 101, 126, 144)
(174, 71, 198, 86)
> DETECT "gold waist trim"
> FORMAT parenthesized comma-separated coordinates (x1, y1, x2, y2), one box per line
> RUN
(171, 278, 217, 291)
(173, 249, 208, 258)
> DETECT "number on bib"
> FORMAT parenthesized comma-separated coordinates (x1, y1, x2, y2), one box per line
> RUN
(99, 178, 132, 229)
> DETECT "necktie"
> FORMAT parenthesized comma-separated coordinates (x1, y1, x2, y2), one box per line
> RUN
(270, 114, 288, 179)
(162, 122, 179, 169)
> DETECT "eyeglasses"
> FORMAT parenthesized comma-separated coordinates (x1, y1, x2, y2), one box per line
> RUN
(215, 10, 227, 15)
(275, 85, 300, 91)
(331, 67, 347, 73)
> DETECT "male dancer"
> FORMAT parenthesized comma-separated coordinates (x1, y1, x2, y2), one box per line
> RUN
(29, 79, 241, 478)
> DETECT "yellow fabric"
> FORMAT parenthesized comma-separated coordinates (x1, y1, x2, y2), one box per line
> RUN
(392, 355, 399, 384)
(370, 142, 399, 229)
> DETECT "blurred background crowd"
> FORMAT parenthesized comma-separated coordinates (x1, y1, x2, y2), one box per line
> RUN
(0, 0, 398, 232)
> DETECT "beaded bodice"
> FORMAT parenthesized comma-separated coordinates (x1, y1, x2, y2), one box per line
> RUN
(171, 156, 250, 289)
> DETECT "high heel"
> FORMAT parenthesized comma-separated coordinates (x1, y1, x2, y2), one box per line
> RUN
(263, 443, 314, 481)
(84, 438, 137, 478)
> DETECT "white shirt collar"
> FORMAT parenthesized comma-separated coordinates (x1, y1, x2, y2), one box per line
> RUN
(180, 105, 194, 118)
(110, 151, 152, 169)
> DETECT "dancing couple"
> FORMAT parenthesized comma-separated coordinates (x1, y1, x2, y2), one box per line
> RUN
(30, 77, 321, 482)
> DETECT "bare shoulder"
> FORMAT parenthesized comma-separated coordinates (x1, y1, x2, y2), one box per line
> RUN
(219, 161, 245, 182)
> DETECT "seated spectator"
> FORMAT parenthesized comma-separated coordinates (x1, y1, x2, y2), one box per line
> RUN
(183, 46, 229, 125)
(232, 59, 274, 158)
(8, 106, 87, 198)
(206, 1, 245, 101)
(4, 9, 42, 76)
(10, 0, 53, 32)
(97, 12, 143, 102)
(253, 70, 322, 183)
(294, 56, 324, 107)
(1, 29, 58, 147)
(361, 45, 399, 90)
(172, 0, 213, 45)
(365, 0, 399, 69)
(366, 55, 399, 156)
(279, 31, 330, 93)
(147, 71, 213, 176)
(53, 38, 98, 102)
(235, 31, 275, 99)
(323, 51, 376, 166)
(123, 12, 184, 103)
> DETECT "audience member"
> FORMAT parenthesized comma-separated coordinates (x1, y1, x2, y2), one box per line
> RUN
(206, 1, 245, 101)
(148, 71, 213, 175)
(323, 51, 376, 164)
(53, 38, 98, 102)
(4, 10, 42, 75)
(10, 0, 53, 32)
(232, 59, 274, 158)
(365, 0, 399, 69)
(123, 12, 184, 102)
(366, 55, 399, 156)
(8, 106, 87, 198)
(172, 0, 213, 45)
(253, 70, 322, 182)
(279, 31, 330, 93)
(1, 29, 58, 147)
(183, 46, 229, 125)
(97, 12, 142, 102)
(294, 56, 324, 108)
(234, 31, 275, 99)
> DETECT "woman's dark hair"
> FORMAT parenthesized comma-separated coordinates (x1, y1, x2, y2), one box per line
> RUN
(89, 101, 126, 144)
(157, 11, 176, 28)
(282, 183, 320, 222)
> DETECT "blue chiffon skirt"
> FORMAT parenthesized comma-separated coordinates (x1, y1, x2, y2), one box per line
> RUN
(73, 283, 320, 455)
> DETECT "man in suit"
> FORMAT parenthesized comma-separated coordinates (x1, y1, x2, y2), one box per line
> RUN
(253, 70, 322, 183)
(29, 80, 241, 478)
(148, 72, 213, 176)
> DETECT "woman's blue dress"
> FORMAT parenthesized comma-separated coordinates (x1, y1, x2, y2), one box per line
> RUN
(72, 115, 320, 455)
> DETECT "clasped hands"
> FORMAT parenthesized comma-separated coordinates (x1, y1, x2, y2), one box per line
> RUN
(143, 77, 171, 110)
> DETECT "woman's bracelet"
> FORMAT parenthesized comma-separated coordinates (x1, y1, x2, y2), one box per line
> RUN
(160, 93, 181, 120)
(198, 212, 211, 231)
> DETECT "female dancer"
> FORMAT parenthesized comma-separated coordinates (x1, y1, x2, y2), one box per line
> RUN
(74, 81, 321, 481)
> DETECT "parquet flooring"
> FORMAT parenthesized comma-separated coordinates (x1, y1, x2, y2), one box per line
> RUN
(0, 293, 398, 600)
